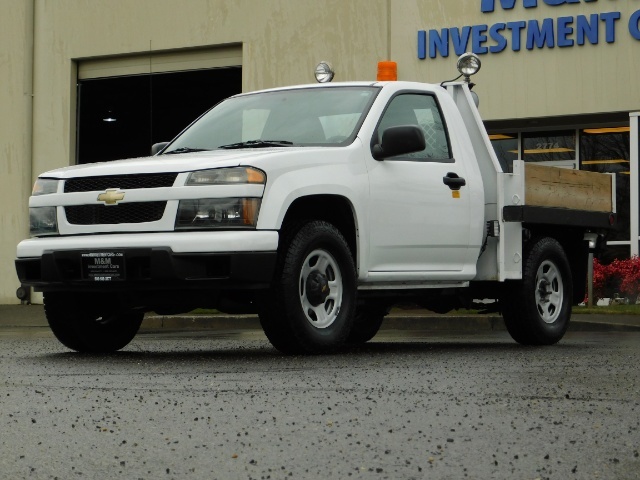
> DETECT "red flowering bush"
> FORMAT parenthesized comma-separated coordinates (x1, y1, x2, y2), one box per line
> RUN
(616, 257, 640, 300)
(591, 258, 611, 301)
(591, 257, 640, 302)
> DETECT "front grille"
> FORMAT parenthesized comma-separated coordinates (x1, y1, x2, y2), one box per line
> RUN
(65, 202, 167, 225)
(64, 173, 178, 193)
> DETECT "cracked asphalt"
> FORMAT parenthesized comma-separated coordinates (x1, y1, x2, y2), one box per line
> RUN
(1, 327, 639, 479)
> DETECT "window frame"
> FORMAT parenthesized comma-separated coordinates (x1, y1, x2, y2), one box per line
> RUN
(370, 90, 454, 163)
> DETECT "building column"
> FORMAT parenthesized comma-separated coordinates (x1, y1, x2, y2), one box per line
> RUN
(630, 112, 639, 257)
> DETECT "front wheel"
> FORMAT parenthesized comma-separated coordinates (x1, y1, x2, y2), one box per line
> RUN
(259, 220, 356, 354)
(44, 292, 144, 353)
(347, 303, 389, 345)
(502, 237, 573, 345)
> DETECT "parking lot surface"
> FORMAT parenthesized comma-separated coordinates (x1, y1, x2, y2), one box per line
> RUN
(1, 325, 639, 479)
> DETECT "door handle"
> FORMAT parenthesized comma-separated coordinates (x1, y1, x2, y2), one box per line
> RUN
(442, 172, 466, 190)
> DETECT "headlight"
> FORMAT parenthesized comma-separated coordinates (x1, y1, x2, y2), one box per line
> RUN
(186, 167, 266, 185)
(32, 178, 60, 195)
(175, 198, 261, 229)
(30, 207, 58, 236)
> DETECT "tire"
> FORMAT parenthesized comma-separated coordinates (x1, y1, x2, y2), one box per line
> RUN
(347, 303, 388, 344)
(502, 237, 572, 345)
(259, 220, 356, 354)
(44, 292, 144, 353)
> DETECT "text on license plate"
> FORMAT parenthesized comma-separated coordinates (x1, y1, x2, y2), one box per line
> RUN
(81, 252, 125, 281)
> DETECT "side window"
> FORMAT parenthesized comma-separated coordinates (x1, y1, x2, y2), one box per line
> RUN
(377, 93, 452, 162)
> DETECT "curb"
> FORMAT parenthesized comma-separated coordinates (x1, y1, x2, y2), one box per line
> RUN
(139, 314, 508, 332)
(138, 314, 640, 333)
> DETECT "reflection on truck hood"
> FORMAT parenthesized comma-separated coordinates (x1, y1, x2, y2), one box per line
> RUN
(41, 147, 332, 178)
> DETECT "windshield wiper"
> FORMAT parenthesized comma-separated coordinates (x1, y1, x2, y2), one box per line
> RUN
(219, 140, 294, 149)
(163, 147, 209, 155)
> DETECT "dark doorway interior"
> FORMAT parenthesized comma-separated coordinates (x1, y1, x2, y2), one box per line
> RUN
(77, 67, 242, 164)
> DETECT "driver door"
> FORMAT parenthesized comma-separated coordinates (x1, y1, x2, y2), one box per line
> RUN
(367, 92, 473, 276)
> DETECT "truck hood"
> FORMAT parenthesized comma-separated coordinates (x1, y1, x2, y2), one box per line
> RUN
(40, 148, 329, 179)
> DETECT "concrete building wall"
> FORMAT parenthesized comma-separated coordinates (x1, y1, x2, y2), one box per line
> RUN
(0, 1, 34, 304)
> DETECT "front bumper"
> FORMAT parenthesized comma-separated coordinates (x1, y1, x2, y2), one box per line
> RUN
(15, 231, 279, 292)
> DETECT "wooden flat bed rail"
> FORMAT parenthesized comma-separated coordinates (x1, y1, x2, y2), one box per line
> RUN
(524, 163, 613, 213)
(503, 163, 616, 229)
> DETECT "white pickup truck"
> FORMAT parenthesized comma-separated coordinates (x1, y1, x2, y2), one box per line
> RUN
(16, 54, 615, 354)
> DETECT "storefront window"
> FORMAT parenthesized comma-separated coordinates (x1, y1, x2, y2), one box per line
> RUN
(598, 245, 631, 265)
(580, 127, 631, 243)
(522, 130, 576, 162)
(489, 133, 518, 172)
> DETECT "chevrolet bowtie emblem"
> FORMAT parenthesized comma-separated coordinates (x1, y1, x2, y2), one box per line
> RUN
(97, 189, 125, 205)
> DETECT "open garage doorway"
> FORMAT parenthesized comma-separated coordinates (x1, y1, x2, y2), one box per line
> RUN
(76, 66, 242, 164)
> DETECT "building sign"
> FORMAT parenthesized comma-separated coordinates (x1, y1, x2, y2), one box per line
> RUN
(418, 0, 640, 59)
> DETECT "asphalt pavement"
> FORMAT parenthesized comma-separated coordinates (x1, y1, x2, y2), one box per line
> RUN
(1, 303, 640, 332)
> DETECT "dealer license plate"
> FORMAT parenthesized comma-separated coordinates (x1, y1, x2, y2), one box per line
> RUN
(81, 252, 126, 281)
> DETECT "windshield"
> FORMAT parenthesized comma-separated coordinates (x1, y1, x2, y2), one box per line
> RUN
(163, 86, 379, 153)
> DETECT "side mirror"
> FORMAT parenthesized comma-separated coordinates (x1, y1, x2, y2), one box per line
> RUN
(371, 125, 426, 160)
(151, 142, 169, 155)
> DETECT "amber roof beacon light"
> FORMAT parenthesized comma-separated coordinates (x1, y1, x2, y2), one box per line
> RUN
(377, 61, 397, 81)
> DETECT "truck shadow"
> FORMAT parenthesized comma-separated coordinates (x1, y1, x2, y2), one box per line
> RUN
(36, 337, 587, 364)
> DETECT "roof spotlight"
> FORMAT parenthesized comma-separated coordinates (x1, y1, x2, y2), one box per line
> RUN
(314, 61, 335, 83)
(456, 53, 481, 82)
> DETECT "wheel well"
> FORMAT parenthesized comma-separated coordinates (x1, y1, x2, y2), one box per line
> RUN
(525, 227, 588, 304)
(280, 195, 357, 259)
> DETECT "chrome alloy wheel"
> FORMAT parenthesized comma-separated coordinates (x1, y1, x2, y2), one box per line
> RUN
(535, 259, 563, 324)
(299, 248, 343, 329)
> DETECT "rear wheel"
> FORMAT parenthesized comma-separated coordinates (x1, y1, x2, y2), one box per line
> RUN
(259, 220, 356, 354)
(502, 237, 572, 345)
(44, 292, 144, 353)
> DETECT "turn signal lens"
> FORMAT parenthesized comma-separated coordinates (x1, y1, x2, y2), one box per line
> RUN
(242, 198, 260, 226)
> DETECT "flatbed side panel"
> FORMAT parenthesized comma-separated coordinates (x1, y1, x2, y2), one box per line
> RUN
(496, 161, 525, 281)
(524, 163, 613, 212)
